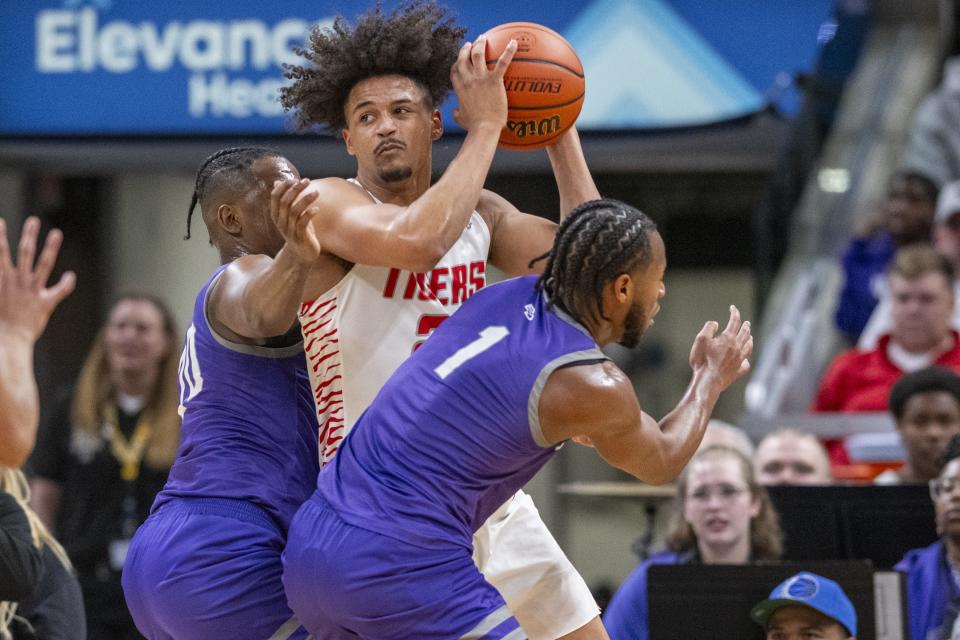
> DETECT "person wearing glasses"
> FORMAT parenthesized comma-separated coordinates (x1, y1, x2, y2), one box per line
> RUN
(603, 446, 784, 640)
(897, 434, 960, 640)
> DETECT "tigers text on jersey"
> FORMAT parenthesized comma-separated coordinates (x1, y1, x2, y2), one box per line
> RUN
(299, 207, 491, 465)
(317, 275, 606, 548)
(155, 265, 320, 531)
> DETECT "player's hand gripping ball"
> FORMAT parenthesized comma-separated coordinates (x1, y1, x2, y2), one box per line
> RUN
(484, 22, 585, 151)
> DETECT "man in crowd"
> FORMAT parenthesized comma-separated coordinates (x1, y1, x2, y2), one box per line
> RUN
(860, 179, 960, 348)
(751, 572, 857, 639)
(834, 171, 937, 342)
(755, 429, 833, 485)
(816, 245, 960, 412)
(873, 366, 960, 484)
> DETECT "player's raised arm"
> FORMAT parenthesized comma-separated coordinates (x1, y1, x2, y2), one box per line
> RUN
(540, 306, 753, 485)
(479, 126, 600, 277)
(297, 37, 518, 273)
(547, 126, 601, 220)
(0, 217, 75, 467)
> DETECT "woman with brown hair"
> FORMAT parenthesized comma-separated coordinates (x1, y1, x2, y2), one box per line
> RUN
(603, 445, 783, 640)
(29, 294, 180, 640)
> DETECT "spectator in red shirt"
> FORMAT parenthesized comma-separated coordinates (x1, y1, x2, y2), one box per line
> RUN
(815, 245, 960, 412)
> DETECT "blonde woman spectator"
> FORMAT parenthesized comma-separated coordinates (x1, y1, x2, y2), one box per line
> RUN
(603, 446, 783, 640)
(29, 295, 180, 640)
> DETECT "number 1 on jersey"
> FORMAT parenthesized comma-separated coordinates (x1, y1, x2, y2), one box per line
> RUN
(434, 326, 510, 380)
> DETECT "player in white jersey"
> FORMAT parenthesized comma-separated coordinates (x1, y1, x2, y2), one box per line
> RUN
(280, 4, 606, 638)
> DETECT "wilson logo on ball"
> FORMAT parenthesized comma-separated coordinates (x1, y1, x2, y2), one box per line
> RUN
(484, 21, 585, 151)
(507, 115, 562, 139)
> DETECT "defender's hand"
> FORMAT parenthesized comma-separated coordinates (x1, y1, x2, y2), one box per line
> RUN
(271, 179, 322, 264)
(688, 305, 753, 392)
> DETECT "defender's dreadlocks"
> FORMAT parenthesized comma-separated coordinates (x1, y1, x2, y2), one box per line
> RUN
(280, 2, 465, 132)
(185, 147, 281, 240)
(531, 199, 658, 325)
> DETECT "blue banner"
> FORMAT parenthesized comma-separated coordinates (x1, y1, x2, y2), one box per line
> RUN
(0, 0, 838, 136)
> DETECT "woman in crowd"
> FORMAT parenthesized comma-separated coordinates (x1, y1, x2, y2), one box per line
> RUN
(603, 445, 783, 640)
(1, 466, 83, 640)
(29, 294, 180, 640)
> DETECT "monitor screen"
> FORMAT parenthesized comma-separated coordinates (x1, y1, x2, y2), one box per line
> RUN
(766, 485, 937, 569)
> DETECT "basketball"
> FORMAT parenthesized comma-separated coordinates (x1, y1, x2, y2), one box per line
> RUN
(483, 22, 585, 151)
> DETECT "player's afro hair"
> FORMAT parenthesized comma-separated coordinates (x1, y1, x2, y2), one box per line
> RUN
(280, 2, 466, 133)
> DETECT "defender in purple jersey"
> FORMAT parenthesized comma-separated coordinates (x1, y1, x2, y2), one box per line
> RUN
(282, 199, 755, 639)
(121, 148, 322, 640)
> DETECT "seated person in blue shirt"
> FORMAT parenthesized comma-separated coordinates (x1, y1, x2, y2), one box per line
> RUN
(897, 434, 960, 639)
(751, 571, 857, 639)
(835, 170, 937, 342)
(603, 445, 783, 640)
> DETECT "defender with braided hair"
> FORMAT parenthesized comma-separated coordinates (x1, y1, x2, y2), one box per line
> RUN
(279, 3, 606, 638)
(122, 148, 323, 639)
(282, 198, 753, 640)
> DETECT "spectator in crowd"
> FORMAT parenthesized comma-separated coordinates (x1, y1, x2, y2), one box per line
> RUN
(603, 446, 783, 640)
(755, 429, 833, 485)
(698, 419, 755, 458)
(897, 434, 960, 640)
(860, 180, 960, 349)
(750, 571, 857, 639)
(1, 466, 84, 640)
(815, 245, 960, 413)
(934, 181, 960, 276)
(834, 170, 937, 342)
(28, 294, 181, 640)
(0, 217, 75, 467)
(873, 367, 960, 485)
(902, 56, 960, 190)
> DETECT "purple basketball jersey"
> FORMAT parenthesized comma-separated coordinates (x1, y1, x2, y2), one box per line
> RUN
(154, 266, 319, 531)
(318, 275, 606, 548)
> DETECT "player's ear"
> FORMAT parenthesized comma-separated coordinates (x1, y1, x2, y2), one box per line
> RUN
(613, 273, 632, 302)
(342, 128, 356, 157)
(217, 204, 241, 235)
(431, 110, 443, 141)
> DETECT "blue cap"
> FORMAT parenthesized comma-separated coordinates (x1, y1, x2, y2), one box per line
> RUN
(750, 572, 857, 636)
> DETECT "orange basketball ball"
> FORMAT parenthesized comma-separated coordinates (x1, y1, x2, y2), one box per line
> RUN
(483, 22, 585, 151)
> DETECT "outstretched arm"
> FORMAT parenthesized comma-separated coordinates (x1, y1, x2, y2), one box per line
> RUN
(540, 307, 753, 485)
(0, 218, 75, 468)
(208, 179, 321, 341)
(480, 127, 600, 276)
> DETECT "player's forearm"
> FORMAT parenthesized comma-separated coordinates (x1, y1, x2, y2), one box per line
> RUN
(546, 127, 600, 219)
(237, 247, 312, 338)
(400, 123, 502, 264)
(653, 369, 725, 478)
(0, 331, 40, 468)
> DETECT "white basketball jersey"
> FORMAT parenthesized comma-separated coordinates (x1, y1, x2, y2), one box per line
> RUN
(299, 185, 491, 465)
